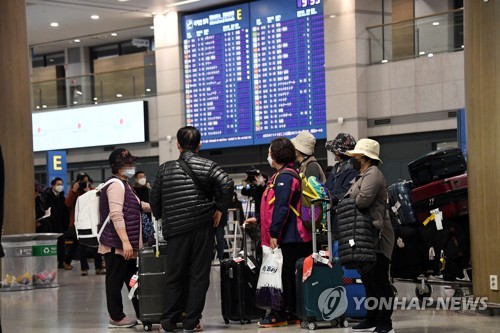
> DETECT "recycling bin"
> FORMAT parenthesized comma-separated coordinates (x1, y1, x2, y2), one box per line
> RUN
(32, 233, 62, 289)
(0, 234, 36, 291)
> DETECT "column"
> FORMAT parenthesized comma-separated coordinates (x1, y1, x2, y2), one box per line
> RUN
(0, 0, 35, 234)
(464, 0, 500, 303)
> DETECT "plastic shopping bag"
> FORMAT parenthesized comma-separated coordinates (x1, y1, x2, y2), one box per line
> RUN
(255, 246, 284, 310)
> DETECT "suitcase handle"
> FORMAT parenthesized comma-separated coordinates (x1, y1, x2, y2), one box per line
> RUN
(311, 200, 333, 263)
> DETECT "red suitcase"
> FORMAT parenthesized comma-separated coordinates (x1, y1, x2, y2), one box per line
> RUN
(411, 174, 468, 222)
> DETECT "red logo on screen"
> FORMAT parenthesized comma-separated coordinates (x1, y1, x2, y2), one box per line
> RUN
(77, 123, 81, 129)
(120, 118, 124, 125)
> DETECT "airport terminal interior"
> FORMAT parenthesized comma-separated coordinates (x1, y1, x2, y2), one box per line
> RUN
(1, 0, 500, 332)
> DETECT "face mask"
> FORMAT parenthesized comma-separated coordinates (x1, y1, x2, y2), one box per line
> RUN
(123, 167, 136, 178)
(350, 158, 362, 171)
(267, 155, 274, 168)
(138, 178, 147, 186)
(55, 185, 64, 193)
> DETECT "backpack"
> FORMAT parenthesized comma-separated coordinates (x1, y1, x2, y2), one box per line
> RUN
(75, 178, 124, 248)
(280, 170, 331, 231)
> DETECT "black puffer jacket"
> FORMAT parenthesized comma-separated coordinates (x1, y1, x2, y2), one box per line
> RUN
(150, 151, 234, 238)
(336, 198, 377, 273)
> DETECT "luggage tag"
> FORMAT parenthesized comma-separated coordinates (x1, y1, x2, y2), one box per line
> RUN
(312, 253, 331, 267)
(246, 257, 256, 270)
(349, 239, 355, 247)
(396, 237, 405, 248)
(391, 201, 401, 215)
(127, 273, 139, 300)
(430, 208, 443, 230)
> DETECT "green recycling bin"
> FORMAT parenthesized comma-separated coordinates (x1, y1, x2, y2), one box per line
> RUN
(1, 234, 35, 291)
(32, 233, 62, 289)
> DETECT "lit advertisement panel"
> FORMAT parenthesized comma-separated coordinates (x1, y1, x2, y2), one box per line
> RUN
(32, 101, 148, 152)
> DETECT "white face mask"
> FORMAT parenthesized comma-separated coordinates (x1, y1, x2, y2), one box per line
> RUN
(122, 167, 136, 178)
(55, 185, 64, 193)
(267, 155, 274, 168)
(138, 178, 147, 186)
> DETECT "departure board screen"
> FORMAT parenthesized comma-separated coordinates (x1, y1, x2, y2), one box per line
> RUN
(182, 0, 326, 149)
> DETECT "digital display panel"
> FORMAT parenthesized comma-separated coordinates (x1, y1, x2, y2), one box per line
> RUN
(182, 0, 325, 149)
(32, 101, 148, 152)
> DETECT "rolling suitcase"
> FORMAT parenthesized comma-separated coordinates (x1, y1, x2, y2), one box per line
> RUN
(136, 216, 167, 332)
(388, 181, 418, 225)
(408, 148, 467, 187)
(220, 225, 265, 324)
(295, 201, 348, 330)
(411, 174, 468, 223)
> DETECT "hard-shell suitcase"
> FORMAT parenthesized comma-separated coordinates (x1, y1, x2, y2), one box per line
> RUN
(411, 174, 468, 223)
(137, 245, 168, 331)
(388, 181, 418, 225)
(220, 225, 265, 324)
(295, 201, 348, 330)
(408, 148, 467, 187)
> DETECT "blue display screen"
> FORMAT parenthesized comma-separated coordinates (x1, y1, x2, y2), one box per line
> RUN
(182, 0, 326, 149)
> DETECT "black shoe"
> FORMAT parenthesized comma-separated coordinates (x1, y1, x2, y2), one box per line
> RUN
(374, 324, 395, 333)
(352, 320, 377, 332)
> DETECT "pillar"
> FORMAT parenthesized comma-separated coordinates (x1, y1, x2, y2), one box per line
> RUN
(0, 0, 35, 234)
(464, 0, 500, 302)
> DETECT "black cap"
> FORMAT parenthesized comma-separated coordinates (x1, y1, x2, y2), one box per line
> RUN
(108, 148, 138, 170)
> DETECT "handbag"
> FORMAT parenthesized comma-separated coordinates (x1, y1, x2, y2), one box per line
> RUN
(255, 246, 284, 310)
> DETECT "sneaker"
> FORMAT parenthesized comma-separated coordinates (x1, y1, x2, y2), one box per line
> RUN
(184, 323, 203, 332)
(81, 270, 88, 276)
(63, 262, 73, 270)
(96, 268, 106, 275)
(352, 321, 377, 332)
(257, 313, 288, 328)
(285, 313, 300, 325)
(374, 324, 394, 333)
(108, 316, 137, 328)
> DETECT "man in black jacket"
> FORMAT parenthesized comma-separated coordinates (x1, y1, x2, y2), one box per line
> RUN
(42, 177, 70, 268)
(150, 126, 234, 333)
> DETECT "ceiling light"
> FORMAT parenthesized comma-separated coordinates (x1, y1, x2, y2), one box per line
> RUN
(432, 21, 440, 26)
(461, 45, 464, 48)
(111, 33, 118, 36)
(146, 88, 151, 92)
(116, 93, 123, 98)
(49, 59, 54, 62)
(118, 0, 130, 2)
(329, 14, 336, 18)
(166, 0, 200, 8)
(42, 105, 47, 108)
(91, 15, 100, 20)
(427, 53, 434, 58)
(74, 39, 80, 42)
(381, 59, 388, 64)
(36, 106, 40, 109)
(50, 22, 59, 27)
(150, 26, 154, 30)
(93, 97, 98, 101)
(419, 51, 426, 55)
(73, 101, 78, 104)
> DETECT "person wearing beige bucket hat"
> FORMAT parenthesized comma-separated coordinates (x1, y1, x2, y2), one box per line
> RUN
(343, 138, 396, 333)
(291, 131, 326, 183)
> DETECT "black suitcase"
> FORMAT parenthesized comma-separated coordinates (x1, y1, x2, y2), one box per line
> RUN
(220, 226, 265, 324)
(407, 148, 467, 187)
(391, 224, 425, 280)
(137, 244, 168, 331)
(388, 181, 418, 226)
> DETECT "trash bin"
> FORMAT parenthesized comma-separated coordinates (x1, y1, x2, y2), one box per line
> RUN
(32, 233, 62, 289)
(0, 234, 36, 291)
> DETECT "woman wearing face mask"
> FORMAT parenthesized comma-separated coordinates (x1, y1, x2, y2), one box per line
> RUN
(41, 177, 70, 269)
(98, 148, 151, 328)
(258, 137, 312, 328)
(344, 139, 395, 333)
(65, 172, 105, 275)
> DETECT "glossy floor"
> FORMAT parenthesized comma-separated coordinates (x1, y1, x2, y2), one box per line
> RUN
(1, 262, 499, 332)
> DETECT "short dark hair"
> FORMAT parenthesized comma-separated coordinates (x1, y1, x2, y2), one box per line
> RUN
(177, 126, 201, 151)
(270, 137, 296, 165)
(76, 172, 93, 183)
(134, 171, 145, 178)
(51, 177, 63, 186)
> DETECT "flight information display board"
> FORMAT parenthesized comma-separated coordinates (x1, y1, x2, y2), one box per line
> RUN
(182, 0, 326, 149)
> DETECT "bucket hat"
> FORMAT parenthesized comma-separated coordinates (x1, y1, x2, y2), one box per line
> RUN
(346, 138, 382, 163)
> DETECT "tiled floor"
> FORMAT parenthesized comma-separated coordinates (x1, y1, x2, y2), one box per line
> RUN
(1, 262, 499, 332)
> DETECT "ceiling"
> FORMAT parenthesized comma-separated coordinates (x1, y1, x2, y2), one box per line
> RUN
(27, 0, 241, 54)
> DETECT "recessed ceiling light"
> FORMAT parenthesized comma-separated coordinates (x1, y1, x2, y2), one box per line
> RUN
(116, 93, 123, 98)
(42, 105, 47, 108)
(91, 15, 100, 20)
(111, 33, 118, 36)
(93, 97, 98, 101)
(381, 59, 388, 64)
(329, 14, 336, 18)
(427, 53, 434, 58)
(146, 88, 151, 92)
(50, 22, 59, 27)
(419, 51, 426, 55)
(36, 106, 40, 109)
(461, 45, 464, 48)
(118, 0, 130, 2)
(74, 39, 80, 42)
(150, 26, 154, 30)
(49, 59, 54, 62)
(432, 21, 440, 26)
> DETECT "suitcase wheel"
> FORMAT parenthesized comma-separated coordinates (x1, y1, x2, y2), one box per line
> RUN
(142, 322, 152, 331)
(300, 321, 308, 329)
(307, 321, 318, 330)
(224, 318, 229, 325)
(415, 282, 433, 303)
(330, 318, 339, 327)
